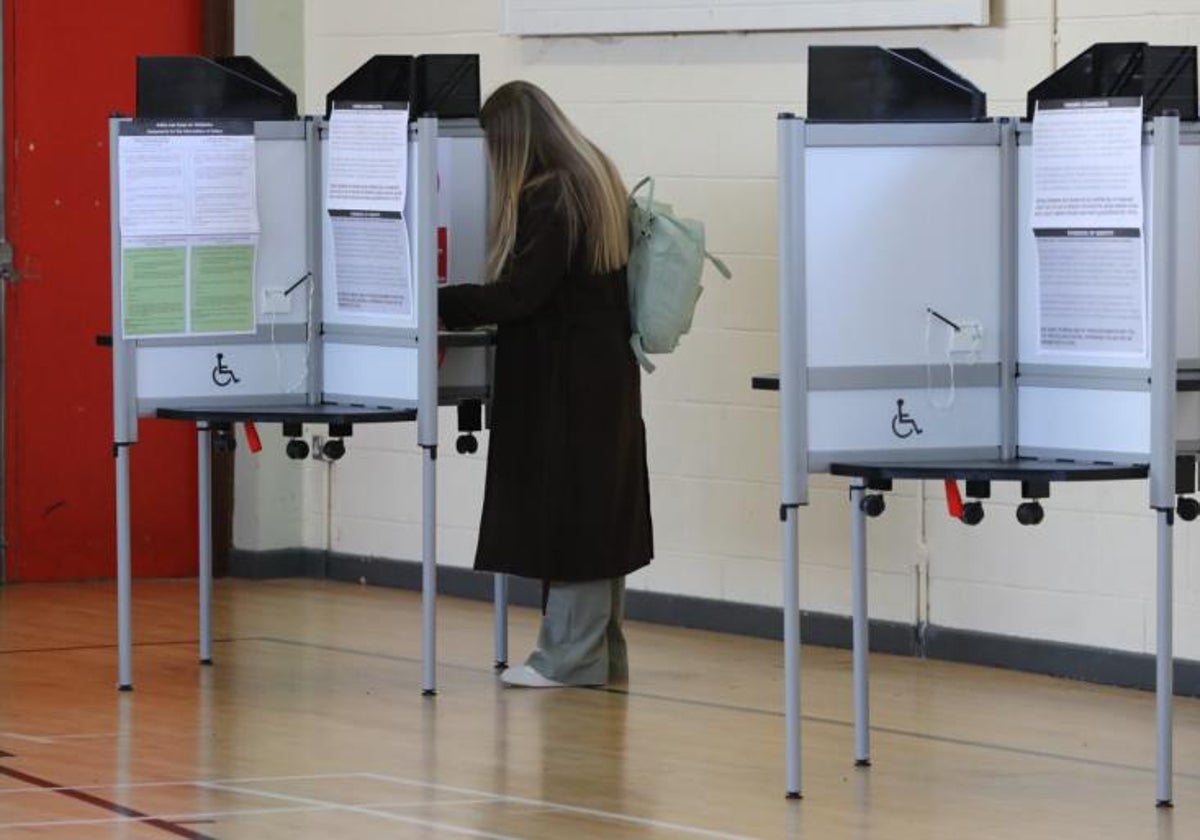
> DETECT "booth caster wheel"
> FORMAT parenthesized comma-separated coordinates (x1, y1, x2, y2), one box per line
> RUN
(322, 438, 346, 461)
(1177, 496, 1200, 522)
(960, 501, 985, 526)
(456, 434, 478, 455)
(286, 438, 310, 460)
(860, 494, 885, 518)
(1015, 501, 1044, 526)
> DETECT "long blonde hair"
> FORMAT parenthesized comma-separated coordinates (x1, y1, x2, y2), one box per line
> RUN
(481, 81, 628, 281)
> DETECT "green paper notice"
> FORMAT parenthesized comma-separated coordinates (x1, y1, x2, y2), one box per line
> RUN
(191, 244, 255, 334)
(123, 246, 186, 336)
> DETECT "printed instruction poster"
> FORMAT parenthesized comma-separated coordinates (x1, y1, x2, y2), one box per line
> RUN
(118, 120, 259, 338)
(326, 102, 415, 323)
(1031, 98, 1146, 356)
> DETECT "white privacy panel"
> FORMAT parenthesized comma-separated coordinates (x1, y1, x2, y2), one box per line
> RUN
(321, 130, 489, 331)
(254, 137, 310, 325)
(136, 343, 308, 405)
(1175, 143, 1200, 361)
(323, 343, 419, 404)
(501, 0, 989, 36)
(1016, 142, 1156, 368)
(438, 134, 489, 287)
(1178, 391, 1200, 448)
(805, 145, 1002, 368)
(321, 133, 421, 331)
(1018, 387, 1151, 457)
(808, 387, 1000, 458)
(439, 347, 490, 394)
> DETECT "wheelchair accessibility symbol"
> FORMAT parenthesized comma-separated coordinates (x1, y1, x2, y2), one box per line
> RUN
(891, 399, 923, 439)
(211, 353, 241, 388)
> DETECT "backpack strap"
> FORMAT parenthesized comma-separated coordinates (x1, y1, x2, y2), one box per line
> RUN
(630, 335, 657, 374)
(706, 251, 732, 280)
(630, 176, 654, 205)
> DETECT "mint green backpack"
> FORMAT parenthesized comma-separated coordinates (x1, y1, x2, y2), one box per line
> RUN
(626, 177, 731, 373)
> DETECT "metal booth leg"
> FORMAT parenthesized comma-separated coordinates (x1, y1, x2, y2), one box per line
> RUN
(783, 504, 802, 798)
(1156, 508, 1174, 807)
(850, 478, 871, 767)
(421, 446, 437, 696)
(493, 574, 509, 669)
(197, 422, 213, 666)
(115, 442, 133, 691)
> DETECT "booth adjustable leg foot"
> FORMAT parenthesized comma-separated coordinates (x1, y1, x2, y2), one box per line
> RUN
(855, 759, 872, 768)
(494, 660, 507, 671)
(1157, 799, 1173, 809)
(200, 658, 213, 666)
(118, 685, 133, 692)
(421, 689, 437, 698)
(785, 791, 803, 801)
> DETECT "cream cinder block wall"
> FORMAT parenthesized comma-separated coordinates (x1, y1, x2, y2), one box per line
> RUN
(230, 0, 310, 552)
(235, 0, 1200, 659)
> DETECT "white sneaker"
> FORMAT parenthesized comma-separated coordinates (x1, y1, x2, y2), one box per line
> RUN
(501, 665, 564, 688)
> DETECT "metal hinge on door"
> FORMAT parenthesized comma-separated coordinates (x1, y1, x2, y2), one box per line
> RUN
(0, 240, 16, 283)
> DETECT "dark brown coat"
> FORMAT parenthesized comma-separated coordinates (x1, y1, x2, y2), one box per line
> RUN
(438, 180, 653, 584)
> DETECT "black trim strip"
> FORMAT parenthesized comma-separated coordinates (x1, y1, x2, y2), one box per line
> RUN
(229, 549, 1200, 697)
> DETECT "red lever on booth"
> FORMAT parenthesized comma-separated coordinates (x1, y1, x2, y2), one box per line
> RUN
(243, 421, 262, 453)
(944, 478, 964, 519)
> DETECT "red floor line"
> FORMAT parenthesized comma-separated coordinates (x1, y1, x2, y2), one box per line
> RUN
(0, 763, 217, 840)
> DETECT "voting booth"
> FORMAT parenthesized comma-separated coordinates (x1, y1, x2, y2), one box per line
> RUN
(762, 44, 1199, 805)
(110, 54, 498, 697)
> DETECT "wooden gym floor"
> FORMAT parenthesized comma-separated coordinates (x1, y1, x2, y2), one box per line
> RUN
(0, 579, 1197, 839)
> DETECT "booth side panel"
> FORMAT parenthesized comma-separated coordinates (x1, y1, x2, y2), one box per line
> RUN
(1175, 142, 1200, 364)
(133, 131, 310, 413)
(803, 139, 1004, 464)
(438, 132, 490, 395)
(133, 131, 312, 412)
(321, 125, 489, 406)
(805, 145, 1004, 369)
(1015, 139, 1160, 461)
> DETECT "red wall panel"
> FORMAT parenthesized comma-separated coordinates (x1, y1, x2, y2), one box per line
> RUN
(5, 0, 205, 580)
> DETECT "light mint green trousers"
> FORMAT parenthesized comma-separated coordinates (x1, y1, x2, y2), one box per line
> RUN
(526, 577, 628, 686)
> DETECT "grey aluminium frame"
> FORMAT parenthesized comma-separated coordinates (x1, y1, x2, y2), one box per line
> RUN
(776, 113, 806, 799)
(413, 117, 441, 695)
(1150, 113, 1180, 807)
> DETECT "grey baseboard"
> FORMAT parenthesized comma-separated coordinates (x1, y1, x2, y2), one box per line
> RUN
(228, 548, 1199, 696)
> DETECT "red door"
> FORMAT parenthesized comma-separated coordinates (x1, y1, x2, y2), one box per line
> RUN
(4, 1, 204, 581)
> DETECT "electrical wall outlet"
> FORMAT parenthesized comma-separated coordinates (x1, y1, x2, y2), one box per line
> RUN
(262, 287, 291, 315)
(950, 321, 983, 354)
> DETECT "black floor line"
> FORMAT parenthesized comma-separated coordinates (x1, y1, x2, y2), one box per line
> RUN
(6, 633, 1197, 787)
(246, 636, 1200, 784)
(0, 638, 236, 656)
